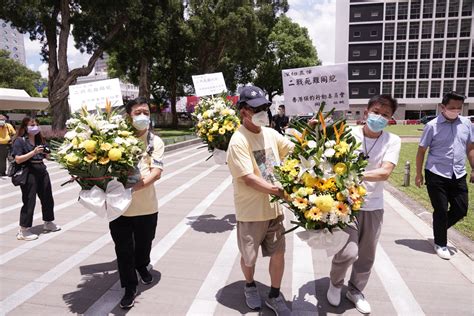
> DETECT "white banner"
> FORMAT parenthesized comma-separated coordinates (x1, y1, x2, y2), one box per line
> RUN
(69, 78, 123, 113)
(192, 72, 227, 97)
(282, 64, 349, 115)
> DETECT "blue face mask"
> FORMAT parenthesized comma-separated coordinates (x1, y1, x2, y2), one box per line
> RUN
(366, 113, 389, 133)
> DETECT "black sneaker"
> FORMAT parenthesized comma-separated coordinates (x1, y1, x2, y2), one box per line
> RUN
(137, 266, 153, 284)
(120, 287, 136, 309)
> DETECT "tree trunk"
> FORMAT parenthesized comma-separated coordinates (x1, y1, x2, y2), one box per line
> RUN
(138, 55, 150, 98)
(50, 97, 70, 131)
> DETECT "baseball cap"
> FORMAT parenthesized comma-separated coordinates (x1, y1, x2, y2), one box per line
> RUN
(238, 86, 271, 108)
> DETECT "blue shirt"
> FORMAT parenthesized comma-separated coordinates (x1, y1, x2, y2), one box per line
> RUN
(419, 115, 473, 179)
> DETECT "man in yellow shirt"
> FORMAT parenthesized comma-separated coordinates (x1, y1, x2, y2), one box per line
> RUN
(227, 86, 294, 315)
(0, 114, 16, 176)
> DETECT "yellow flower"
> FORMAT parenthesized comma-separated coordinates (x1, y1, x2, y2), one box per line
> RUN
(302, 173, 319, 187)
(336, 192, 346, 201)
(210, 123, 219, 132)
(208, 135, 214, 142)
(334, 141, 349, 155)
(323, 178, 337, 192)
(203, 110, 210, 119)
(118, 131, 132, 137)
(84, 154, 97, 163)
(108, 148, 122, 161)
(98, 157, 110, 165)
(197, 122, 202, 128)
(100, 143, 113, 151)
(292, 197, 308, 210)
(333, 162, 347, 175)
(289, 169, 298, 177)
(221, 108, 231, 115)
(336, 202, 349, 215)
(357, 185, 367, 196)
(71, 137, 80, 148)
(82, 140, 97, 153)
(65, 153, 79, 165)
(305, 207, 323, 221)
(281, 159, 299, 172)
(314, 194, 335, 212)
(218, 127, 226, 135)
(352, 200, 362, 211)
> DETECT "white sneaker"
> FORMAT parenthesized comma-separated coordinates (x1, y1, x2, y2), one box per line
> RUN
(434, 244, 451, 260)
(327, 281, 342, 306)
(346, 291, 371, 314)
(43, 221, 61, 232)
(17, 229, 38, 241)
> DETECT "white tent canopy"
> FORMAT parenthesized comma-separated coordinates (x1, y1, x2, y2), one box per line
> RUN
(0, 88, 49, 110)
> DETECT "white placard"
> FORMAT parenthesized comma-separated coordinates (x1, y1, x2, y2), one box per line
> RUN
(68, 78, 123, 113)
(282, 64, 349, 115)
(192, 72, 227, 97)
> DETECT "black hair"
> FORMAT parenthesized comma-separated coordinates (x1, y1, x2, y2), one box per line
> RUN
(441, 91, 466, 105)
(125, 97, 149, 114)
(367, 95, 398, 115)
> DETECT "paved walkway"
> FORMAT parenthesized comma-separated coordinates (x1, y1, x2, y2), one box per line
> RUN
(0, 144, 472, 315)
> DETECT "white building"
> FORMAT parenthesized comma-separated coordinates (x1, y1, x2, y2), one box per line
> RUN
(335, 0, 474, 120)
(0, 19, 26, 66)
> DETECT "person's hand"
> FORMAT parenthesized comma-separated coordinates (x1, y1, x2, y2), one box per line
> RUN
(415, 174, 423, 188)
(470, 170, 474, 184)
(34, 146, 44, 154)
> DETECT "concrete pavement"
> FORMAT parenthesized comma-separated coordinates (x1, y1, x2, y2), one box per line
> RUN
(0, 144, 472, 315)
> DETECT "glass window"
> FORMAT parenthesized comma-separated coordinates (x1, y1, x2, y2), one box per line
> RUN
(469, 81, 474, 97)
(435, 0, 446, 17)
(354, 31, 361, 37)
(421, 21, 433, 39)
(449, 0, 460, 16)
(409, 22, 420, 39)
(384, 43, 394, 59)
(406, 82, 417, 98)
(423, 0, 434, 18)
(383, 63, 393, 79)
(368, 87, 377, 95)
(352, 88, 359, 95)
(369, 68, 377, 76)
(420, 41, 431, 58)
(369, 49, 377, 57)
(462, 0, 472, 16)
(352, 69, 360, 76)
(397, 22, 407, 40)
(434, 20, 445, 38)
(385, 23, 395, 40)
(394, 82, 404, 98)
(431, 81, 441, 98)
(447, 20, 458, 37)
(443, 80, 454, 94)
(370, 30, 378, 37)
(396, 42, 406, 59)
(444, 61, 455, 78)
(460, 19, 471, 37)
(410, 1, 421, 18)
(398, 2, 409, 19)
(471, 60, 474, 77)
(420, 61, 430, 78)
(371, 11, 379, 17)
(353, 50, 360, 57)
(395, 62, 405, 79)
(408, 42, 419, 59)
(418, 81, 429, 97)
(457, 60, 468, 77)
(386, 3, 396, 20)
(458, 39, 470, 57)
(407, 62, 418, 79)
(456, 80, 467, 95)
(432, 61, 443, 78)
(382, 82, 392, 95)
(433, 41, 444, 58)
(354, 12, 362, 18)
(445, 40, 457, 58)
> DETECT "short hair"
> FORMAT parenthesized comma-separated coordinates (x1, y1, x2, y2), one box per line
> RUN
(367, 95, 398, 115)
(441, 91, 466, 105)
(125, 97, 149, 114)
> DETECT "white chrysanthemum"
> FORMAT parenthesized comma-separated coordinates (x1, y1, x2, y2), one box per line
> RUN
(114, 137, 125, 144)
(328, 212, 339, 225)
(64, 131, 77, 140)
(308, 194, 317, 204)
(325, 140, 336, 148)
(324, 148, 335, 158)
(307, 140, 317, 149)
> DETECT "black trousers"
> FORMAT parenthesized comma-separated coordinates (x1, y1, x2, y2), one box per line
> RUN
(425, 170, 468, 247)
(19, 163, 55, 227)
(109, 212, 158, 288)
(0, 144, 9, 175)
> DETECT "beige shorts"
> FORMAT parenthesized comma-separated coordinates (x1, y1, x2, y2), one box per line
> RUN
(237, 215, 286, 267)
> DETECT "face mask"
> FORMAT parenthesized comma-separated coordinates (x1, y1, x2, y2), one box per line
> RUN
(251, 111, 268, 127)
(443, 108, 461, 120)
(28, 126, 40, 135)
(366, 113, 388, 133)
(132, 114, 150, 130)
(0, 120, 5, 127)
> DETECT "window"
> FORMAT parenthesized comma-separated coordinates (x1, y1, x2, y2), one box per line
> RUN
(444, 61, 455, 78)
(460, 19, 471, 37)
(447, 20, 458, 37)
(386, 3, 396, 20)
(459, 40, 470, 57)
(435, 0, 446, 17)
(421, 21, 433, 38)
(354, 31, 361, 38)
(385, 23, 395, 40)
(432, 61, 443, 78)
(382, 82, 392, 95)
(352, 69, 360, 76)
(433, 41, 444, 58)
(352, 88, 359, 95)
(398, 2, 408, 19)
(457, 60, 468, 77)
(396, 42, 406, 59)
(408, 42, 418, 59)
(419, 61, 430, 78)
(406, 82, 417, 98)
(462, 0, 472, 16)
(354, 12, 362, 18)
(395, 62, 405, 79)
(371, 11, 379, 17)
(394, 82, 404, 98)
(384, 43, 394, 59)
(383, 63, 393, 79)
(470, 81, 474, 97)
(353, 50, 360, 57)
(410, 1, 421, 18)
(407, 62, 418, 78)
(420, 41, 431, 59)
(369, 68, 377, 76)
(471, 60, 474, 77)
(370, 30, 378, 37)
(397, 23, 407, 40)
(409, 22, 420, 39)
(431, 81, 441, 98)
(418, 81, 429, 97)
(369, 49, 377, 57)
(443, 80, 454, 94)
(445, 40, 457, 58)
(368, 88, 376, 95)
(434, 21, 445, 38)
(423, 0, 434, 18)
(456, 80, 467, 95)
(449, 0, 460, 17)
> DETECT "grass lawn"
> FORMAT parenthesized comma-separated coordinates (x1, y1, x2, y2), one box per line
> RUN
(385, 124, 425, 136)
(154, 127, 194, 138)
(388, 142, 473, 240)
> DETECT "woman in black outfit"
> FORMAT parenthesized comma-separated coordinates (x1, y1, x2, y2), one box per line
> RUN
(11, 117, 60, 241)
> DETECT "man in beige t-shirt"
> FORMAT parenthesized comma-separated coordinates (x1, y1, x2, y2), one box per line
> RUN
(227, 86, 293, 315)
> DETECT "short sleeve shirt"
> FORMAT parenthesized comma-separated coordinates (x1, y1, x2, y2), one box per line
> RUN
(11, 137, 46, 162)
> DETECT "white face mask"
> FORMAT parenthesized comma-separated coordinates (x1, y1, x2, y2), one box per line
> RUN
(251, 111, 268, 127)
(132, 114, 150, 130)
(0, 120, 5, 127)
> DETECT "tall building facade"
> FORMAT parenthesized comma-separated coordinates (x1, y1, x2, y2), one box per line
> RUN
(335, 0, 474, 120)
(0, 19, 26, 66)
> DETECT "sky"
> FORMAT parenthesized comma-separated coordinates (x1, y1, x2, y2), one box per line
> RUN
(24, 0, 336, 78)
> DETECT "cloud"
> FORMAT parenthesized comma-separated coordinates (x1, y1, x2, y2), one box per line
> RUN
(38, 63, 48, 78)
(287, 0, 336, 65)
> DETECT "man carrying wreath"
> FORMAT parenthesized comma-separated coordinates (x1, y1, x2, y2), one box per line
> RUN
(227, 86, 294, 315)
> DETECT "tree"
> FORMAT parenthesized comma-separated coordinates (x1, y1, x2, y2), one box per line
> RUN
(0, 49, 42, 96)
(253, 15, 320, 102)
(0, 0, 134, 129)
